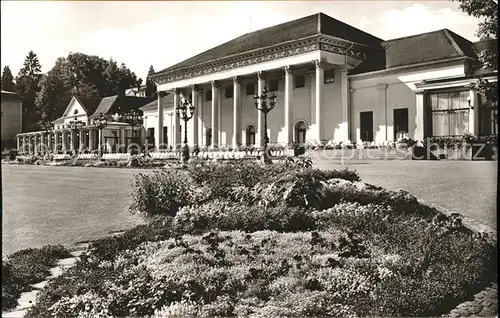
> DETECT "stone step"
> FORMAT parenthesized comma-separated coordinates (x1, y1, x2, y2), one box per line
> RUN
(2, 309, 27, 317)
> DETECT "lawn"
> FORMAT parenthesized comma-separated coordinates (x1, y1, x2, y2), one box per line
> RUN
(1, 164, 145, 256)
(314, 159, 497, 228)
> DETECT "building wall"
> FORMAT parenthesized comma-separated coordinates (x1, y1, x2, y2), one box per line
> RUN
(1, 99, 22, 147)
(144, 59, 475, 147)
(349, 60, 466, 142)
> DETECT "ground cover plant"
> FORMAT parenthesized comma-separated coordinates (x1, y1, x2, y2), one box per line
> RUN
(1, 245, 72, 311)
(25, 160, 497, 317)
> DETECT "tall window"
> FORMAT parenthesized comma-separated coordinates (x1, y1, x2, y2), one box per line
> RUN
(429, 91, 470, 137)
(246, 83, 255, 95)
(324, 69, 335, 84)
(205, 90, 212, 101)
(225, 86, 233, 98)
(269, 79, 279, 92)
(295, 75, 305, 88)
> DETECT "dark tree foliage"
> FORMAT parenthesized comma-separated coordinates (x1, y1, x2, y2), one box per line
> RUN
(146, 65, 157, 98)
(1, 66, 15, 92)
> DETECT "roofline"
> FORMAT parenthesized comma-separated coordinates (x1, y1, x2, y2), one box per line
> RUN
(443, 29, 466, 57)
(151, 34, 320, 79)
(349, 56, 471, 79)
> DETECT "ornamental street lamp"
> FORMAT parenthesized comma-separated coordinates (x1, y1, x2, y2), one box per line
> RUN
(122, 109, 143, 154)
(41, 119, 54, 153)
(176, 95, 195, 162)
(66, 114, 85, 155)
(253, 87, 277, 163)
(91, 112, 108, 157)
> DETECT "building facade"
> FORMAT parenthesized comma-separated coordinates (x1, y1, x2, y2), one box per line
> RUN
(148, 12, 497, 149)
(1, 90, 23, 149)
(16, 95, 154, 154)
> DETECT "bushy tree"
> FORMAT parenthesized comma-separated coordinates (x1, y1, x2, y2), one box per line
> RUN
(36, 53, 141, 122)
(453, 0, 498, 106)
(146, 65, 157, 98)
(16, 51, 43, 132)
(1, 66, 15, 92)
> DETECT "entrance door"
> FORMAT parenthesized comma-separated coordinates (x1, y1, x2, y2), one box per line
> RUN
(360, 111, 373, 142)
(393, 108, 409, 140)
(206, 128, 212, 147)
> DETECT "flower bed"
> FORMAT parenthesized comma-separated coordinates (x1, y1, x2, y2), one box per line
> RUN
(25, 161, 496, 317)
(2, 245, 72, 311)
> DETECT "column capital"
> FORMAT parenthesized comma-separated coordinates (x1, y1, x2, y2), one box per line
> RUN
(232, 76, 242, 85)
(284, 65, 294, 75)
(256, 71, 265, 80)
(415, 89, 425, 95)
(190, 84, 201, 92)
(313, 58, 327, 70)
(211, 80, 220, 89)
(377, 84, 388, 90)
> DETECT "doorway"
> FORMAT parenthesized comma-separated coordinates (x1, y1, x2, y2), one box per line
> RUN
(295, 121, 307, 144)
(393, 108, 409, 140)
(206, 128, 212, 147)
(360, 111, 373, 142)
(246, 125, 256, 146)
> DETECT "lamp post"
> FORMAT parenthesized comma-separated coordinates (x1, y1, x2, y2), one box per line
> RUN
(253, 87, 277, 163)
(121, 108, 143, 154)
(66, 114, 85, 155)
(176, 95, 195, 162)
(91, 112, 108, 157)
(41, 119, 54, 153)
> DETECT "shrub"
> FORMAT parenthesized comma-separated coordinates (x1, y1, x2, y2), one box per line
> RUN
(1, 245, 72, 311)
(130, 170, 195, 217)
(174, 201, 314, 233)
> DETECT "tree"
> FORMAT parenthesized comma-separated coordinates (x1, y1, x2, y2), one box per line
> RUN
(146, 65, 157, 98)
(1, 66, 15, 92)
(36, 53, 141, 124)
(453, 0, 498, 106)
(16, 51, 43, 131)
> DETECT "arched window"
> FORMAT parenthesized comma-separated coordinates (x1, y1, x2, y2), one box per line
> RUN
(295, 121, 307, 144)
(246, 125, 256, 146)
(206, 128, 212, 147)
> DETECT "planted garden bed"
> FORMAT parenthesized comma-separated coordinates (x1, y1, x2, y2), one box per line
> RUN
(24, 160, 496, 317)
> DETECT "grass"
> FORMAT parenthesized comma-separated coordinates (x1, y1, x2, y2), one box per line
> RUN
(1, 164, 146, 257)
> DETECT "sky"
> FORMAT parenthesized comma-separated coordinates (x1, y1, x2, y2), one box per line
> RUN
(1, 1, 482, 81)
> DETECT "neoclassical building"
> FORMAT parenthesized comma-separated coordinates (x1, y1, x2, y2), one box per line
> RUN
(17, 95, 154, 153)
(146, 12, 497, 149)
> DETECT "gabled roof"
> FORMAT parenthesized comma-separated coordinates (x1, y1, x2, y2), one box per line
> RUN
(380, 29, 476, 69)
(155, 12, 383, 76)
(140, 95, 175, 110)
(74, 97, 102, 116)
(89, 95, 155, 118)
(1, 90, 21, 102)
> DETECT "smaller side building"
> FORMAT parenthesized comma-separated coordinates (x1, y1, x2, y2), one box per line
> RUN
(1, 90, 22, 149)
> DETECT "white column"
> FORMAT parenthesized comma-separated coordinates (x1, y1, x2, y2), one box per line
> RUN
(89, 129, 95, 150)
(62, 131, 69, 153)
(47, 132, 53, 151)
(314, 59, 325, 142)
(198, 90, 204, 147)
(16, 136, 21, 150)
(211, 81, 220, 148)
(256, 71, 265, 147)
(284, 66, 294, 144)
(155, 92, 164, 149)
(339, 70, 350, 142)
(191, 85, 199, 146)
(415, 91, 425, 141)
(232, 76, 242, 148)
(80, 129, 86, 151)
(469, 88, 480, 135)
(377, 84, 388, 142)
(119, 127, 126, 152)
(173, 89, 181, 147)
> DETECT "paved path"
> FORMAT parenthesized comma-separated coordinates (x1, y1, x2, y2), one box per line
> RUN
(314, 159, 497, 229)
(446, 283, 498, 318)
(1, 164, 145, 256)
